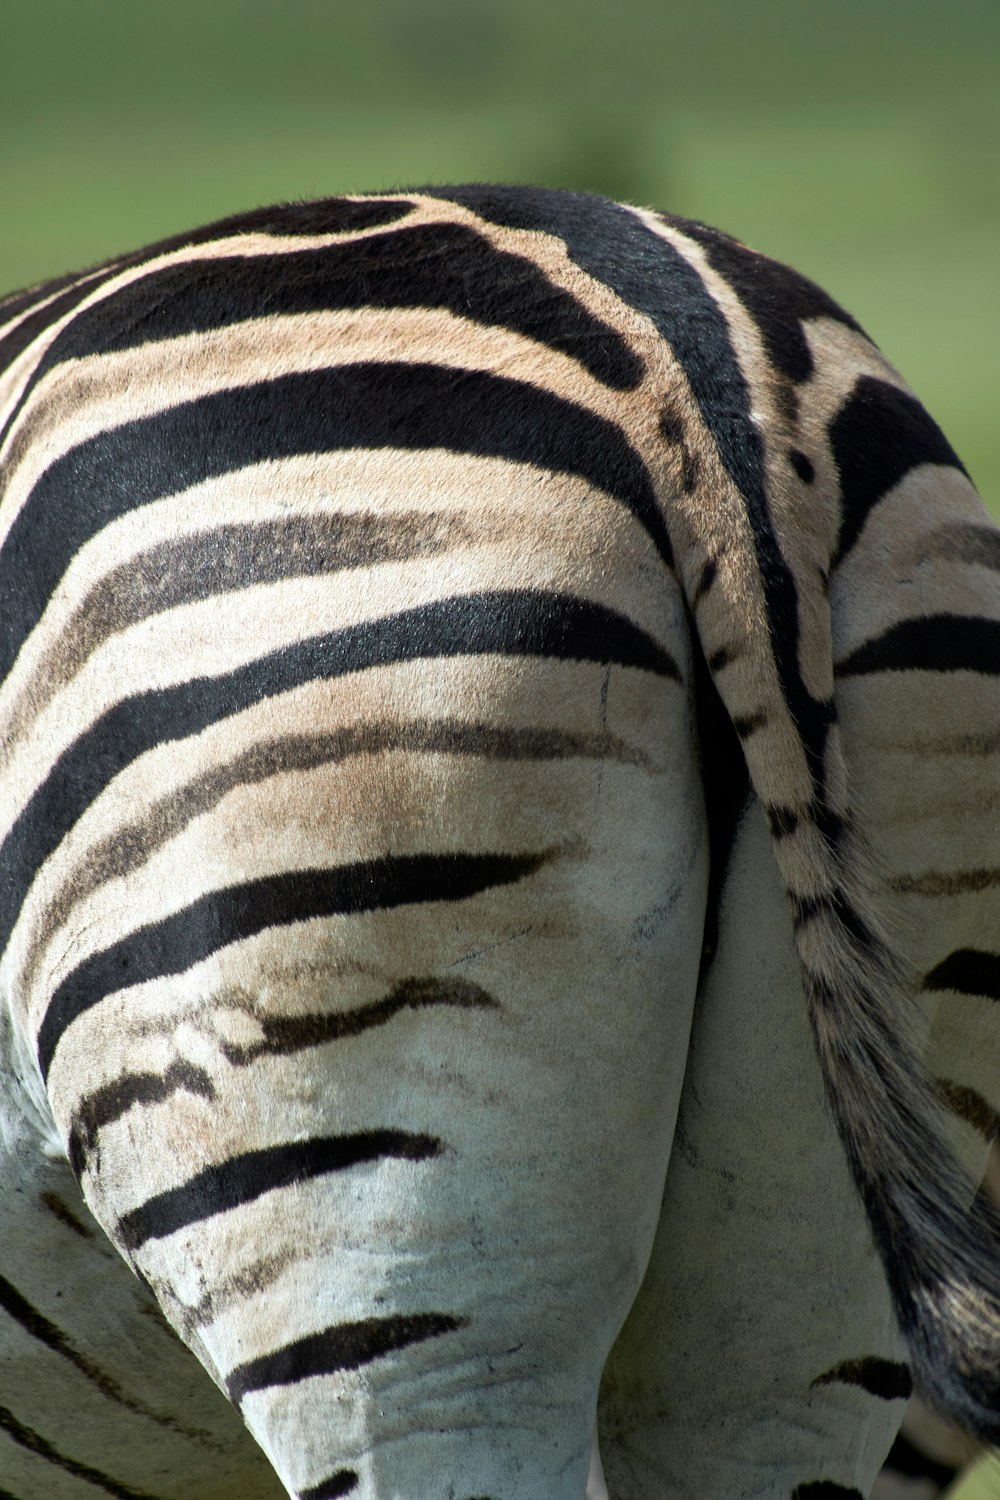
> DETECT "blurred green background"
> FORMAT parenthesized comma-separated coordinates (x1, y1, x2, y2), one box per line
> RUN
(1, 6, 998, 1496)
(2, 0, 996, 514)
(955, 1454, 1000, 1500)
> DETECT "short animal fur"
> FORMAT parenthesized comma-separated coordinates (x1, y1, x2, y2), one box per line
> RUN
(1, 186, 998, 1498)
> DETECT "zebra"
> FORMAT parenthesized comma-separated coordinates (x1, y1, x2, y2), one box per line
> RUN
(0, 183, 998, 1500)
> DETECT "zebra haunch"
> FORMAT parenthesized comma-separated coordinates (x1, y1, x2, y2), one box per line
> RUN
(1, 185, 998, 1499)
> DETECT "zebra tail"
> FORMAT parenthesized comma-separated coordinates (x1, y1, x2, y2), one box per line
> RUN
(792, 822, 1000, 1444)
(683, 518, 1000, 1443)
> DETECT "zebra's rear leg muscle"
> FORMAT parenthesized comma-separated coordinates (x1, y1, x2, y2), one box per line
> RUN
(35, 578, 707, 1497)
(599, 797, 909, 1500)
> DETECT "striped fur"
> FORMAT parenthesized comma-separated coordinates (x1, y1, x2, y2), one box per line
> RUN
(0, 186, 998, 1498)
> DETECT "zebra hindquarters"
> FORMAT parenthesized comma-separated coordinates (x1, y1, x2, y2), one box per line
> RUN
(29, 481, 707, 1499)
(0, 999, 287, 1499)
(599, 794, 909, 1500)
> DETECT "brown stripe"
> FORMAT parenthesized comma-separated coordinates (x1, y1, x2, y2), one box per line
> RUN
(219, 974, 499, 1069)
(39, 1191, 93, 1239)
(936, 1079, 1000, 1140)
(22, 718, 648, 1000)
(890, 868, 1000, 898)
(69, 1061, 215, 1176)
(4, 509, 468, 746)
(915, 524, 1000, 572)
(0, 1276, 213, 1443)
(0, 1405, 163, 1499)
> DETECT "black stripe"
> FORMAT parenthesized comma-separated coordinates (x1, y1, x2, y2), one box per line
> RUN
(1, 271, 90, 322)
(881, 1431, 959, 1489)
(220, 974, 499, 1068)
(811, 801, 846, 848)
(936, 1079, 1000, 1140)
(923, 948, 1000, 1001)
(810, 1356, 911, 1400)
(432, 185, 836, 796)
(226, 1313, 462, 1403)
(692, 557, 718, 607)
(69, 1060, 215, 1177)
(39, 1190, 93, 1238)
(732, 712, 768, 739)
(766, 806, 800, 839)
(792, 889, 874, 949)
(0, 196, 413, 340)
(691, 625, 751, 989)
(0, 270, 124, 374)
(791, 1486, 864, 1500)
(37, 851, 543, 1082)
(3, 588, 674, 966)
(0, 1405, 160, 1499)
(658, 405, 700, 492)
(0, 1273, 100, 1373)
(790, 449, 815, 484)
(181, 197, 416, 238)
(21, 719, 645, 1003)
(836, 615, 1000, 677)
(0, 361, 669, 684)
(21, 222, 642, 387)
(299, 1474, 359, 1500)
(0, 1274, 212, 1441)
(831, 376, 968, 566)
(707, 644, 739, 672)
(0, 197, 416, 446)
(12, 510, 464, 738)
(669, 215, 864, 383)
(117, 1131, 442, 1252)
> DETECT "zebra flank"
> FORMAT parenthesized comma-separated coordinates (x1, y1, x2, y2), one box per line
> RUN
(1, 186, 998, 1498)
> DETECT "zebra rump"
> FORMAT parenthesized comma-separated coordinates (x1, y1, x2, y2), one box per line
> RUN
(1, 185, 998, 1498)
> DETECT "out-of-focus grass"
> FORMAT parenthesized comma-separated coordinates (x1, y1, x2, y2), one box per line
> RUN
(948, 1453, 1000, 1500)
(2, 0, 997, 516)
(1, 12, 999, 1499)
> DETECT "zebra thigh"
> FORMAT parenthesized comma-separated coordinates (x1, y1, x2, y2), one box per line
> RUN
(22, 509, 708, 1499)
(598, 794, 908, 1500)
(0, 998, 284, 1498)
(598, 452, 1000, 1500)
